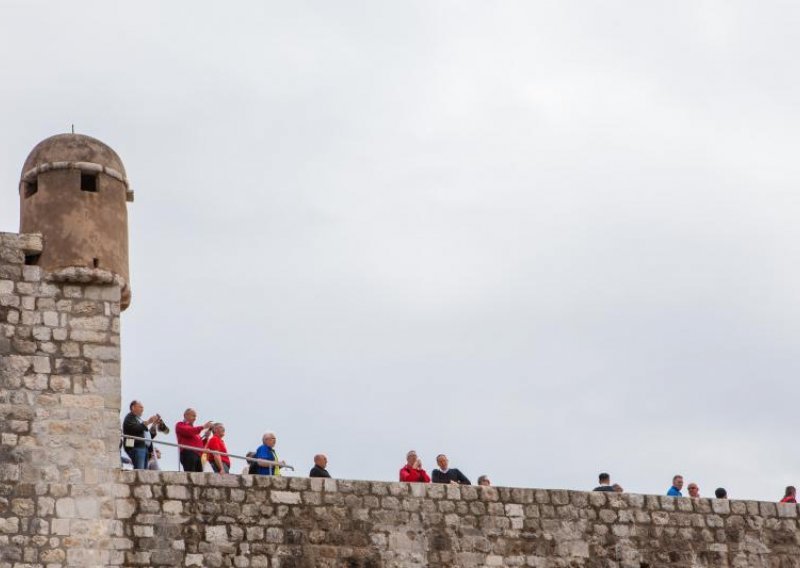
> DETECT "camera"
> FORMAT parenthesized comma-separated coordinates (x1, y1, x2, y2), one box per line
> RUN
(155, 414, 170, 434)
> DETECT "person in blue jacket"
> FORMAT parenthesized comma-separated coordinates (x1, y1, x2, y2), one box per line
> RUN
(666, 474, 684, 496)
(254, 432, 285, 476)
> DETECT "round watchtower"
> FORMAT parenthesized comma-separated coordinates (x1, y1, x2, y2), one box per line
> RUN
(18, 133, 134, 309)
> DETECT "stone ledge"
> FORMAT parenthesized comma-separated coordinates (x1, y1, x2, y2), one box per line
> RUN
(20, 160, 130, 189)
(115, 470, 800, 519)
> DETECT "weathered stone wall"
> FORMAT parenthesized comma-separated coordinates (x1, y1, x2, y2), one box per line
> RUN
(0, 231, 123, 567)
(117, 471, 800, 568)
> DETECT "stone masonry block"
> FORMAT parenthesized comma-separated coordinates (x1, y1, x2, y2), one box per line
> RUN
(68, 315, 110, 330)
(166, 485, 191, 500)
(206, 525, 229, 543)
(31, 355, 50, 373)
(712, 499, 731, 515)
(271, 491, 301, 504)
(83, 345, 120, 361)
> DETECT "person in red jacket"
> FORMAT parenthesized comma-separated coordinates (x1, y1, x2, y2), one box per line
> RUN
(205, 423, 231, 474)
(399, 450, 430, 483)
(780, 486, 797, 504)
(175, 408, 212, 472)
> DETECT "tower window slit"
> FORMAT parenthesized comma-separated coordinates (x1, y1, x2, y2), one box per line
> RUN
(81, 173, 98, 192)
(23, 179, 38, 198)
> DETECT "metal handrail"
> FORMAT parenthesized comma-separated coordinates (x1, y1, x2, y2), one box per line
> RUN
(120, 434, 294, 471)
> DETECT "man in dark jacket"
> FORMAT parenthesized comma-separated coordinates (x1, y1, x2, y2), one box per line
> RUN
(594, 472, 615, 492)
(309, 454, 331, 478)
(431, 454, 471, 485)
(122, 400, 159, 470)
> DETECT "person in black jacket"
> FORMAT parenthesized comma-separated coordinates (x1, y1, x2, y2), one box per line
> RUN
(309, 454, 331, 478)
(593, 472, 615, 492)
(431, 454, 471, 485)
(122, 400, 159, 470)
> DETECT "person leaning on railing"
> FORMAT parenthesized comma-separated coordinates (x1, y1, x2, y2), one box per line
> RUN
(175, 408, 213, 473)
(254, 432, 286, 476)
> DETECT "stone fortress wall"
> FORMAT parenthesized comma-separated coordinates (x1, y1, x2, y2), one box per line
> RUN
(1, 231, 123, 566)
(3, 230, 800, 567)
(118, 470, 800, 568)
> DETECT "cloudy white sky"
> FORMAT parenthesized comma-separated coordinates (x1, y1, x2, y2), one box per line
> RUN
(2, 1, 800, 501)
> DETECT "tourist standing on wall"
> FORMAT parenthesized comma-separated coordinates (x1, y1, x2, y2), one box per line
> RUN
(477, 475, 491, 487)
(147, 448, 161, 471)
(175, 408, 212, 473)
(666, 475, 684, 496)
(254, 432, 285, 476)
(593, 473, 615, 492)
(122, 400, 159, 470)
(780, 486, 797, 503)
(243, 452, 258, 474)
(687, 483, 700, 498)
(205, 423, 231, 474)
(431, 454, 471, 485)
(309, 454, 331, 478)
(714, 488, 728, 499)
(399, 450, 430, 483)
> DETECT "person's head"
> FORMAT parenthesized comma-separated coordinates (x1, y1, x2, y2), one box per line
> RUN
(262, 432, 276, 447)
(406, 450, 418, 467)
(436, 454, 448, 470)
(598, 472, 610, 485)
(612, 484, 623, 493)
(785, 486, 796, 498)
(672, 475, 684, 490)
(314, 454, 328, 468)
(688, 483, 699, 498)
(714, 488, 727, 499)
(212, 423, 225, 437)
(129, 400, 143, 416)
(477, 475, 491, 487)
(183, 408, 197, 424)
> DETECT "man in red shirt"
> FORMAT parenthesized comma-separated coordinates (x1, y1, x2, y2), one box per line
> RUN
(205, 423, 231, 474)
(399, 450, 430, 483)
(780, 486, 797, 503)
(175, 408, 212, 473)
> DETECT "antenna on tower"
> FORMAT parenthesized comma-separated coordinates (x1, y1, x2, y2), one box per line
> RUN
(71, 124, 75, 134)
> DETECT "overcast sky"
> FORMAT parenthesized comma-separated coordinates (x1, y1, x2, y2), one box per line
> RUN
(2, 1, 800, 501)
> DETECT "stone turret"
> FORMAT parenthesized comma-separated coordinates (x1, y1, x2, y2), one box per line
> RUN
(18, 133, 134, 310)
(0, 132, 130, 566)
